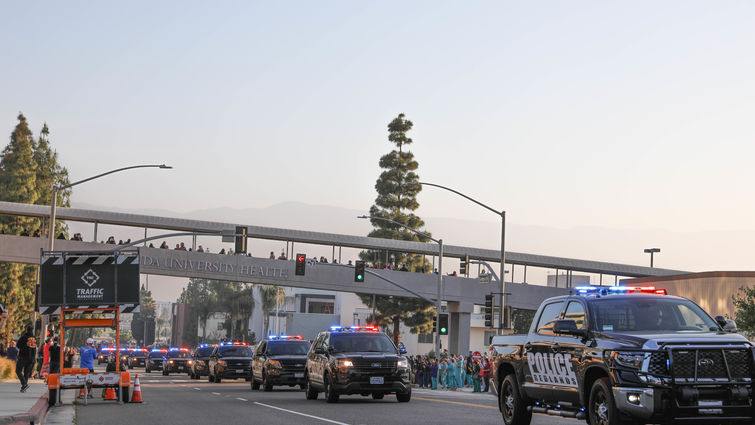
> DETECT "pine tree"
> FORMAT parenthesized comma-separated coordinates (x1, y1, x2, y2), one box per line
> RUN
(33, 123, 71, 239)
(0, 114, 40, 343)
(358, 113, 434, 345)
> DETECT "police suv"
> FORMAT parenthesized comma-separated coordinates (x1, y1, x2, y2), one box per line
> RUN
(145, 348, 167, 373)
(208, 341, 253, 383)
(128, 348, 148, 368)
(251, 335, 310, 391)
(489, 285, 753, 425)
(162, 347, 193, 376)
(304, 326, 412, 403)
(189, 344, 215, 379)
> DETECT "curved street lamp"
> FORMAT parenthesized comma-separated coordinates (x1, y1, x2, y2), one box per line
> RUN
(358, 215, 444, 363)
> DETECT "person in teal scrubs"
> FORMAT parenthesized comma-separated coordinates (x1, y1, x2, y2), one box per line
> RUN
(446, 355, 457, 389)
(457, 356, 465, 388)
(439, 358, 447, 389)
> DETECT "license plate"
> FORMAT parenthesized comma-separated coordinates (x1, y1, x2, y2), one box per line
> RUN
(236, 369, 244, 374)
(698, 400, 723, 415)
(294, 373, 304, 378)
(370, 377, 384, 385)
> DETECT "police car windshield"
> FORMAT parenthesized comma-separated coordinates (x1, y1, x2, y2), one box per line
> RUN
(148, 351, 165, 358)
(131, 351, 147, 358)
(330, 334, 397, 353)
(266, 341, 310, 355)
(218, 346, 252, 357)
(590, 297, 719, 333)
(195, 347, 214, 356)
(169, 351, 189, 358)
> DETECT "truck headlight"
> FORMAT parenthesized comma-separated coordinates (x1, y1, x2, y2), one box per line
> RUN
(218, 360, 227, 367)
(397, 359, 408, 368)
(337, 359, 354, 368)
(610, 351, 645, 369)
(268, 360, 282, 369)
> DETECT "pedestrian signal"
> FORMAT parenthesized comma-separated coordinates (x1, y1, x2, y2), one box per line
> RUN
(355, 261, 365, 282)
(295, 254, 306, 276)
(439, 313, 449, 335)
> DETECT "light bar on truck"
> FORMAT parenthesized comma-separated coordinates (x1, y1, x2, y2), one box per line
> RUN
(574, 285, 667, 296)
(268, 335, 303, 341)
(329, 325, 379, 333)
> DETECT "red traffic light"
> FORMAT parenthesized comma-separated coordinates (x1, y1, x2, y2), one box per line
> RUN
(297, 256, 305, 262)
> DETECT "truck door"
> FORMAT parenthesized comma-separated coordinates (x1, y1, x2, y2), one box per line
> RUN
(522, 300, 565, 402)
(551, 299, 586, 405)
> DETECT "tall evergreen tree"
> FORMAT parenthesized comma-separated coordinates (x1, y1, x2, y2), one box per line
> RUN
(32, 123, 71, 238)
(358, 113, 434, 345)
(0, 114, 40, 343)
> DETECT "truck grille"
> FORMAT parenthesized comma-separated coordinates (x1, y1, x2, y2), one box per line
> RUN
(226, 360, 251, 369)
(279, 359, 306, 370)
(651, 348, 753, 383)
(353, 359, 397, 372)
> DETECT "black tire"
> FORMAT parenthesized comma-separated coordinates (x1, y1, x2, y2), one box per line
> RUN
(163, 370, 168, 376)
(214, 371, 221, 384)
(209, 373, 215, 383)
(145, 366, 151, 373)
(396, 389, 411, 403)
(252, 378, 260, 390)
(589, 378, 621, 425)
(324, 373, 339, 403)
(305, 376, 318, 400)
(263, 372, 273, 392)
(48, 389, 57, 406)
(500, 374, 532, 425)
(372, 393, 384, 400)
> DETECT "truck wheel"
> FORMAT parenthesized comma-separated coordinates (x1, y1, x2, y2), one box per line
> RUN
(372, 393, 384, 400)
(589, 378, 621, 425)
(305, 376, 318, 400)
(251, 377, 260, 390)
(396, 390, 411, 403)
(262, 372, 273, 392)
(209, 373, 215, 383)
(145, 366, 151, 373)
(500, 374, 532, 425)
(324, 373, 339, 403)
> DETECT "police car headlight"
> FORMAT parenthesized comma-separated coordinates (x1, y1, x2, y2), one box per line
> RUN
(268, 360, 282, 369)
(187, 360, 193, 365)
(337, 359, 354, 368)
(218, 360, 227, 367)
(397, 359, 408, 369)
(610, 351, 645, 369)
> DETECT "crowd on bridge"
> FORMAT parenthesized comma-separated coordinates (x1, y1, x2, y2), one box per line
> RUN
(408, 351, 491, 392)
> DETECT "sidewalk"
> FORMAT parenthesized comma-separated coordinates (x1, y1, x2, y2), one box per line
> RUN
(0, 377, 48, 424)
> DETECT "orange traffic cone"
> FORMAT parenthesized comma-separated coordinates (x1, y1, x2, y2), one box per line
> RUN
(131, 374, 143, 403)
(105, 387, 117, 400)
(78, 387, 85, 398)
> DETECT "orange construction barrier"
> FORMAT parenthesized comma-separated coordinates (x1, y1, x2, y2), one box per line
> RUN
(105, 387, 117, 400)
(78, 387, 86, 398)
(131, 374, 143, 403)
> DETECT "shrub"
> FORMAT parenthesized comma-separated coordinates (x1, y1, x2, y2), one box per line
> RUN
(0, 358, 15, 381)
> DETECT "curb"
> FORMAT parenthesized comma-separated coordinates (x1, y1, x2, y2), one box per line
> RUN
(0, 392, 49, 425)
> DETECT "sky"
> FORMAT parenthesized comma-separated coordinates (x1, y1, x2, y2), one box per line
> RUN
(3, 1, 755, 292)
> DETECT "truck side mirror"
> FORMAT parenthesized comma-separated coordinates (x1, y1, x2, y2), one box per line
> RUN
(554, 319, 587, 337)
(715, 315, 738, 332)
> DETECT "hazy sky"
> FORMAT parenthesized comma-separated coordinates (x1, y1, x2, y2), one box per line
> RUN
(3, 1, 755, 235)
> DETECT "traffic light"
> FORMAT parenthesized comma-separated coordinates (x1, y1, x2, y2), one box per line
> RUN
(484, 294, 494, 328)
(438, 313, 449, 335)
(354, 261, 365, 282)
(460, 254, 469, 276)
(235, 226, 247, 254)
(295, 254, 306, 276)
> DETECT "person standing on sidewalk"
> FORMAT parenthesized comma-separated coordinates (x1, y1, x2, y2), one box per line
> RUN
(49, 337, 61, 375)
(15, 325, 37, 392)
(6, 341, 19, 362)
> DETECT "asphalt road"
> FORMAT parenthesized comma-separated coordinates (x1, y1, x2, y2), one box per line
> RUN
(74, 370, 583, 425)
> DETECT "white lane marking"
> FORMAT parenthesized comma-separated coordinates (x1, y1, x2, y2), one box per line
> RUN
(236, 397, 248, 401)
(193, 388, 201, 391)
(253, 402, 351, 425)
(212, 392, 221, 395)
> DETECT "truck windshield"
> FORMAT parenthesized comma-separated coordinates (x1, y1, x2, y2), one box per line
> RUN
(590, 297, 719, 333)
(266, 341, 310, 355)
(330, 334, 397, 353)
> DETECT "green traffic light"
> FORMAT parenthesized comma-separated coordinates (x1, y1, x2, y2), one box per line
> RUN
(440, 327, 447, 332)
(357, 274, 363, 280)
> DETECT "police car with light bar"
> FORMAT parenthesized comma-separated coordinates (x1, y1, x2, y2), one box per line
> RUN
(208, 341, 254, 383)
(489, 285, 753, 425)
(98, 346, 114, 364)
(251, 335, 311, 391)
(145, 348, 168, 373)
(162, 347, 193, 375)
(189, 344, 215, 379)
(304, 325, 412, 403)
(128, 348, 148, 368)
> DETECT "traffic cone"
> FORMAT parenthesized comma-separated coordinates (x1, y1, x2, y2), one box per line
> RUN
(105, 387, 117, 400)
(131, 374, 143, 403)
(78, 387, 85, 398)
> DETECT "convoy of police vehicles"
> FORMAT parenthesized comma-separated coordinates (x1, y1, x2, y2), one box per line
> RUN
(489, 285, 753, 425)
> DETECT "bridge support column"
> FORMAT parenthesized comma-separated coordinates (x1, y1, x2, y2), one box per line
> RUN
(449, 311, 471, 355)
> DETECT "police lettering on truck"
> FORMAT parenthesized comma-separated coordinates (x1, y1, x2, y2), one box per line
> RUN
(526, 352, 577, 387)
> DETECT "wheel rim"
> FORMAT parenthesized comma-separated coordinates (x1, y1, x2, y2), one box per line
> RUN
(592, 388, 609, 425)
(502, 381, 515, 419)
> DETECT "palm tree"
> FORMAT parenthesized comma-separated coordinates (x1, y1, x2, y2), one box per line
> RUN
(260, 285, 286, 337)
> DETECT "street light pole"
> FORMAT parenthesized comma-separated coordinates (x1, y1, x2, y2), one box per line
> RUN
(41, 164, 171, 351)
(357, 215, 443, 364)
(643, 248, 661, 268)
(410, 181, 507, 331)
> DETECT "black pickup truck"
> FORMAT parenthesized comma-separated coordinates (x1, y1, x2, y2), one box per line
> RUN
(489, 285, 753, 425)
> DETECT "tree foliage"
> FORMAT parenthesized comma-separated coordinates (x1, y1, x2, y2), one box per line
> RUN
(259, 285, 285, 337)
(0, 114, 70, 344)
(178, 278, 256, 344)
(357, 113, 434, 345)
(732, 285, 755, 338)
